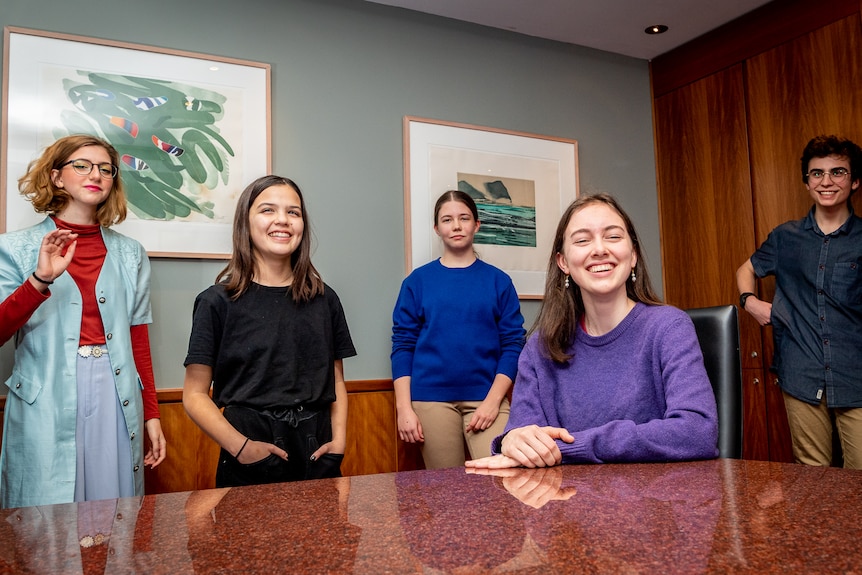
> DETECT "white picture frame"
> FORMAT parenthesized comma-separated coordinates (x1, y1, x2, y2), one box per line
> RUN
(404, 116, 579, 299)
(2, 27, 271, 258)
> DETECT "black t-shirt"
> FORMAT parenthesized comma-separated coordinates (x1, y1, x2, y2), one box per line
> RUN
(185, 282, 356, 410)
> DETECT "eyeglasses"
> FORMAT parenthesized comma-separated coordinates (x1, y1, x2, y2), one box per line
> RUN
(806, 167, 850, 182)
(60, 159, 118, 179)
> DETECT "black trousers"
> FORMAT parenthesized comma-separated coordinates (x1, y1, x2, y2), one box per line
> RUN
(215, 405, 343, 487)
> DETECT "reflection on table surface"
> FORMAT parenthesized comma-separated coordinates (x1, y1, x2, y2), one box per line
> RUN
(0, 459, 860, 574)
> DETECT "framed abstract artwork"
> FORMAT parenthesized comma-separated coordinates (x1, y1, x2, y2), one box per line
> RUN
(2, 27, 271, 258)
(404, 116, 579, 299)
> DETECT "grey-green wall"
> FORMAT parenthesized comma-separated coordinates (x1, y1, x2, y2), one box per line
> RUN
(0, 0, 659, 386)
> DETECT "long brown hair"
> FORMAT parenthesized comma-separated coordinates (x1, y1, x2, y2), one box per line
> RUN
(533, 193, 663, 363)
(217, 175, 324, 303)
(18, 134, 127, 226)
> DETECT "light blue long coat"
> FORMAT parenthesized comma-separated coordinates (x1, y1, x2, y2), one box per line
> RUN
(0, 217, 151, 508)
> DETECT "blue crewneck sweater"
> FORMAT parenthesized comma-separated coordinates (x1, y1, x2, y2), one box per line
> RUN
(391, 258, 525, 402)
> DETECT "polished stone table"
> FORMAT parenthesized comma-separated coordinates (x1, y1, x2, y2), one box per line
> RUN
(0, 459, 859, 573)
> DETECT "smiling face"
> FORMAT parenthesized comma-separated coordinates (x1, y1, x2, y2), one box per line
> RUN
(434, 199, 480, 255)
(555, 202, 637, 302)
(50, 145, 114, 222)
(248, 184, 304, 265)
(805, 154, 859, 211)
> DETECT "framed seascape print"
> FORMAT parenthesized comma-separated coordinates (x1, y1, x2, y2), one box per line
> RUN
(1, 27, 271, 258)
(404, 117, 579, 299)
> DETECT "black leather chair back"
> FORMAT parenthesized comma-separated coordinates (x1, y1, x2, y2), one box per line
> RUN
(684, 305, 743, 459)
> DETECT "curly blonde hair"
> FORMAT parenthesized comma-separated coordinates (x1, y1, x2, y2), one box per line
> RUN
(17, 135, 127, 226)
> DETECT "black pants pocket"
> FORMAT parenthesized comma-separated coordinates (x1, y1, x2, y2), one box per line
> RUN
(308, 453, 344, 480)
(216, 452, 288, 487)
(217, 406, 295, 487)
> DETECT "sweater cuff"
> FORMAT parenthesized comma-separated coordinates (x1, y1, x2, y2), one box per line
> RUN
(490, 432, 508, 455)
(131, 325, 160, 420)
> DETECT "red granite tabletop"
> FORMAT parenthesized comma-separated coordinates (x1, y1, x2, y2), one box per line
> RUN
(0, 459, 859, 574)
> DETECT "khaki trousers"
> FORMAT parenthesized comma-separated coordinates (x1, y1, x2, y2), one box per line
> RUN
(783, 391, 862, 469)
(412, 399, 510, 469)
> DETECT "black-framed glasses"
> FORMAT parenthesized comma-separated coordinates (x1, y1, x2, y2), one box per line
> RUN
(806, 167, 850, 182)
(60, 159, 118, 179)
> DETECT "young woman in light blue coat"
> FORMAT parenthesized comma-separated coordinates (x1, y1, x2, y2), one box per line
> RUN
(0, 135, 166, 508)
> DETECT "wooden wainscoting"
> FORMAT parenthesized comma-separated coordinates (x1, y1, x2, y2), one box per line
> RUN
(142, 389, 220, 494)
(0, 380, 424, 496)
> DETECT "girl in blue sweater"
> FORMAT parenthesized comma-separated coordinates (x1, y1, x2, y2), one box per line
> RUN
(391, 190, 525, 468)
(466, 193, 718, 469)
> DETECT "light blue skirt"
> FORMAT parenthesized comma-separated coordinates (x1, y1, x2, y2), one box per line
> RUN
(74, 351, 134, 502)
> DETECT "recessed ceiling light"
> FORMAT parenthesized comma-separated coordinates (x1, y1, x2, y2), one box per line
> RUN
(645, 25, 668, 35)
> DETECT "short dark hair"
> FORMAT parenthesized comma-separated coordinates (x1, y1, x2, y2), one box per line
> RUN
(800, 135, 862, 189)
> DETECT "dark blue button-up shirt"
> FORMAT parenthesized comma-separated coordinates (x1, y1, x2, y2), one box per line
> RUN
(751, 207, 862, 408)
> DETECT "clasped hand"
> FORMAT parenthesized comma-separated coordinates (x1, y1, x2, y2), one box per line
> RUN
(466, 425, 574, 469)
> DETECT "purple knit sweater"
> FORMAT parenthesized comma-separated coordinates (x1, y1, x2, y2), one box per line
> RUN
(494, 303, 719, 463)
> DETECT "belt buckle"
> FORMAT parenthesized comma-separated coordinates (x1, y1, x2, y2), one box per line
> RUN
(78, 345, 105, 358)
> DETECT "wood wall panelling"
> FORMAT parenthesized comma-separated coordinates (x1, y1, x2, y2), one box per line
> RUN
(764, 372, 794, 462)
(654, 65, 756, 310)
(342, 390, 398, 476)
(738, 308, 765, 372)
(651, 0, 860, 97)
(144, 400, 219, 494)
(741, 369, 769, 461)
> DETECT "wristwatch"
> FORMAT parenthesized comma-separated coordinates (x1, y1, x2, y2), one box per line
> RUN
(739, 292, 756, 310)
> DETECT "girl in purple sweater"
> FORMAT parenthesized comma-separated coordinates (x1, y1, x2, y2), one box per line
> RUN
(466, 194, 718, 469)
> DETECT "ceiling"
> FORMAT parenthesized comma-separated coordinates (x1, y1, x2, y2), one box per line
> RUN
(362, 0, 774, 60)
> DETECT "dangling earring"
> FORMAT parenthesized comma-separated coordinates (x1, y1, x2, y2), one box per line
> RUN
(631, 269, 637, 282)
(564, 275, 570, 289)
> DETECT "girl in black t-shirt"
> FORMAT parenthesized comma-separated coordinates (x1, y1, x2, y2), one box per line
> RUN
(183, 175, 356, 486)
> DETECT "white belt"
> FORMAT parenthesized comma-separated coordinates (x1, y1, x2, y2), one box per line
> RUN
(77, 345, 107, 358)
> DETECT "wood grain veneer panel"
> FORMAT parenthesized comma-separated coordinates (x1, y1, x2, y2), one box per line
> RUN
(342, 391, 398, 476)
(654, 65, 756, 312)
(651, 0, 859, 97)
(742, 369, 769, 461)
(763, 372, 794, 462)
(144, 401, 219, 494)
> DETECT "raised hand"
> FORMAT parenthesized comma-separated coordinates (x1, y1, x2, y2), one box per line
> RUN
(30, 229, 77, 290)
